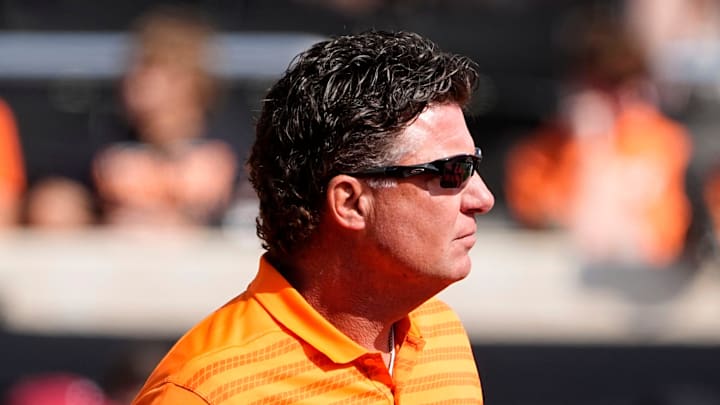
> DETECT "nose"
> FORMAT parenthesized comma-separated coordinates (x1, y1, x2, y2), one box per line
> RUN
(462, 172, 494, 216)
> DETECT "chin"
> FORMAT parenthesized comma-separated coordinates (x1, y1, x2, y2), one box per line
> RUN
(454, 267, 472, 282)
(450, 256, 473, 281)
(434, 263, 471, 287)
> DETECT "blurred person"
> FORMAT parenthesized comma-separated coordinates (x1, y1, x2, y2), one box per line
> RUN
(505, 18, 693, 271)
(5, 372, 115, 405)
(92, 6, 238, 228)
(624, 0, 720, 112)
(133, 30, 494, 404)
(0, 98, 26, 228)
(23, 176, 96, 229)
(19, 6, 239, 230)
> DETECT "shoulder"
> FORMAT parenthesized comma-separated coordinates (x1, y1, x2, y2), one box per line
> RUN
(620, 103, 689, 140)
(135, 292, 299, 403)
(617, 103, 692, 158)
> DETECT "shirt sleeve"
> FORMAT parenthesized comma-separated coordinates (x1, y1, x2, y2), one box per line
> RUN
(132, 382, 209, 405)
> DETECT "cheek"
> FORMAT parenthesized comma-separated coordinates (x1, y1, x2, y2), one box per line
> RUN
(376, 195, 454, 250)
(374, 179, 463, 230)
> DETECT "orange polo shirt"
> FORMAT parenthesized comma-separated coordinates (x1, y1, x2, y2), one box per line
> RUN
(132, 256, 483, 404)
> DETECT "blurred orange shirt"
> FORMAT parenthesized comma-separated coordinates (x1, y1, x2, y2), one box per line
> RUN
(132, 256, 483, 404)
(505, 101, 691, 267)
(0, 99, 25, 200)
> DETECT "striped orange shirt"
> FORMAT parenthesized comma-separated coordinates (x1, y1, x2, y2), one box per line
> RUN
(132, 256, 483, 404)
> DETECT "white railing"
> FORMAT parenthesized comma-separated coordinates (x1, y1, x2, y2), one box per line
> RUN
(1, 222, 718, 344)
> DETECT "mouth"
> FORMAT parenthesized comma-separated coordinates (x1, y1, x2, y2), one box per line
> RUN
(456, 231, 477, 247)
(458, 226, 477, 239)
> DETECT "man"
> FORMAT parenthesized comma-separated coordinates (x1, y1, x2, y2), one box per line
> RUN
(132, 30, 494, 404)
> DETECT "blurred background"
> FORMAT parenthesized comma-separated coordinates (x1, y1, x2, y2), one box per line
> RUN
(1, 0, 719, 404)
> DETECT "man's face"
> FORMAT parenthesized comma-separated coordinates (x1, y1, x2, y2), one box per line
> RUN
(364, 103, 495, 293)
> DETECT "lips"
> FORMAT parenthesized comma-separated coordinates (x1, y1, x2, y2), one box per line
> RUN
(457, 226, 477, 239)
(456, 229, 477, 247)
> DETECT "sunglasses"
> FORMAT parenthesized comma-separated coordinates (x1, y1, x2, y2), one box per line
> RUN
(347, 147, 483, 189)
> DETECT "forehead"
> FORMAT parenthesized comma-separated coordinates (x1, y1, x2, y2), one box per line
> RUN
(396, 103, 475, 164)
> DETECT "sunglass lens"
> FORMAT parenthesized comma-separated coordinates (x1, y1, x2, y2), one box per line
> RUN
(439, 157, 474, 188)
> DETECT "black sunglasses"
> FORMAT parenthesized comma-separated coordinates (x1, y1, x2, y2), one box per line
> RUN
(347, 147, 483, 189)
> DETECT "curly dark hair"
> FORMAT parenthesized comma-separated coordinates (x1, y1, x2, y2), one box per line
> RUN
(248, 30, 479, 255)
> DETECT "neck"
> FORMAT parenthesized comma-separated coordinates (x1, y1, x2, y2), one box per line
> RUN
(276, 247, 412, 354)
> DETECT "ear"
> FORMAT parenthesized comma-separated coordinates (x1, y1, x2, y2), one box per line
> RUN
(326, 175, 370, 230)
